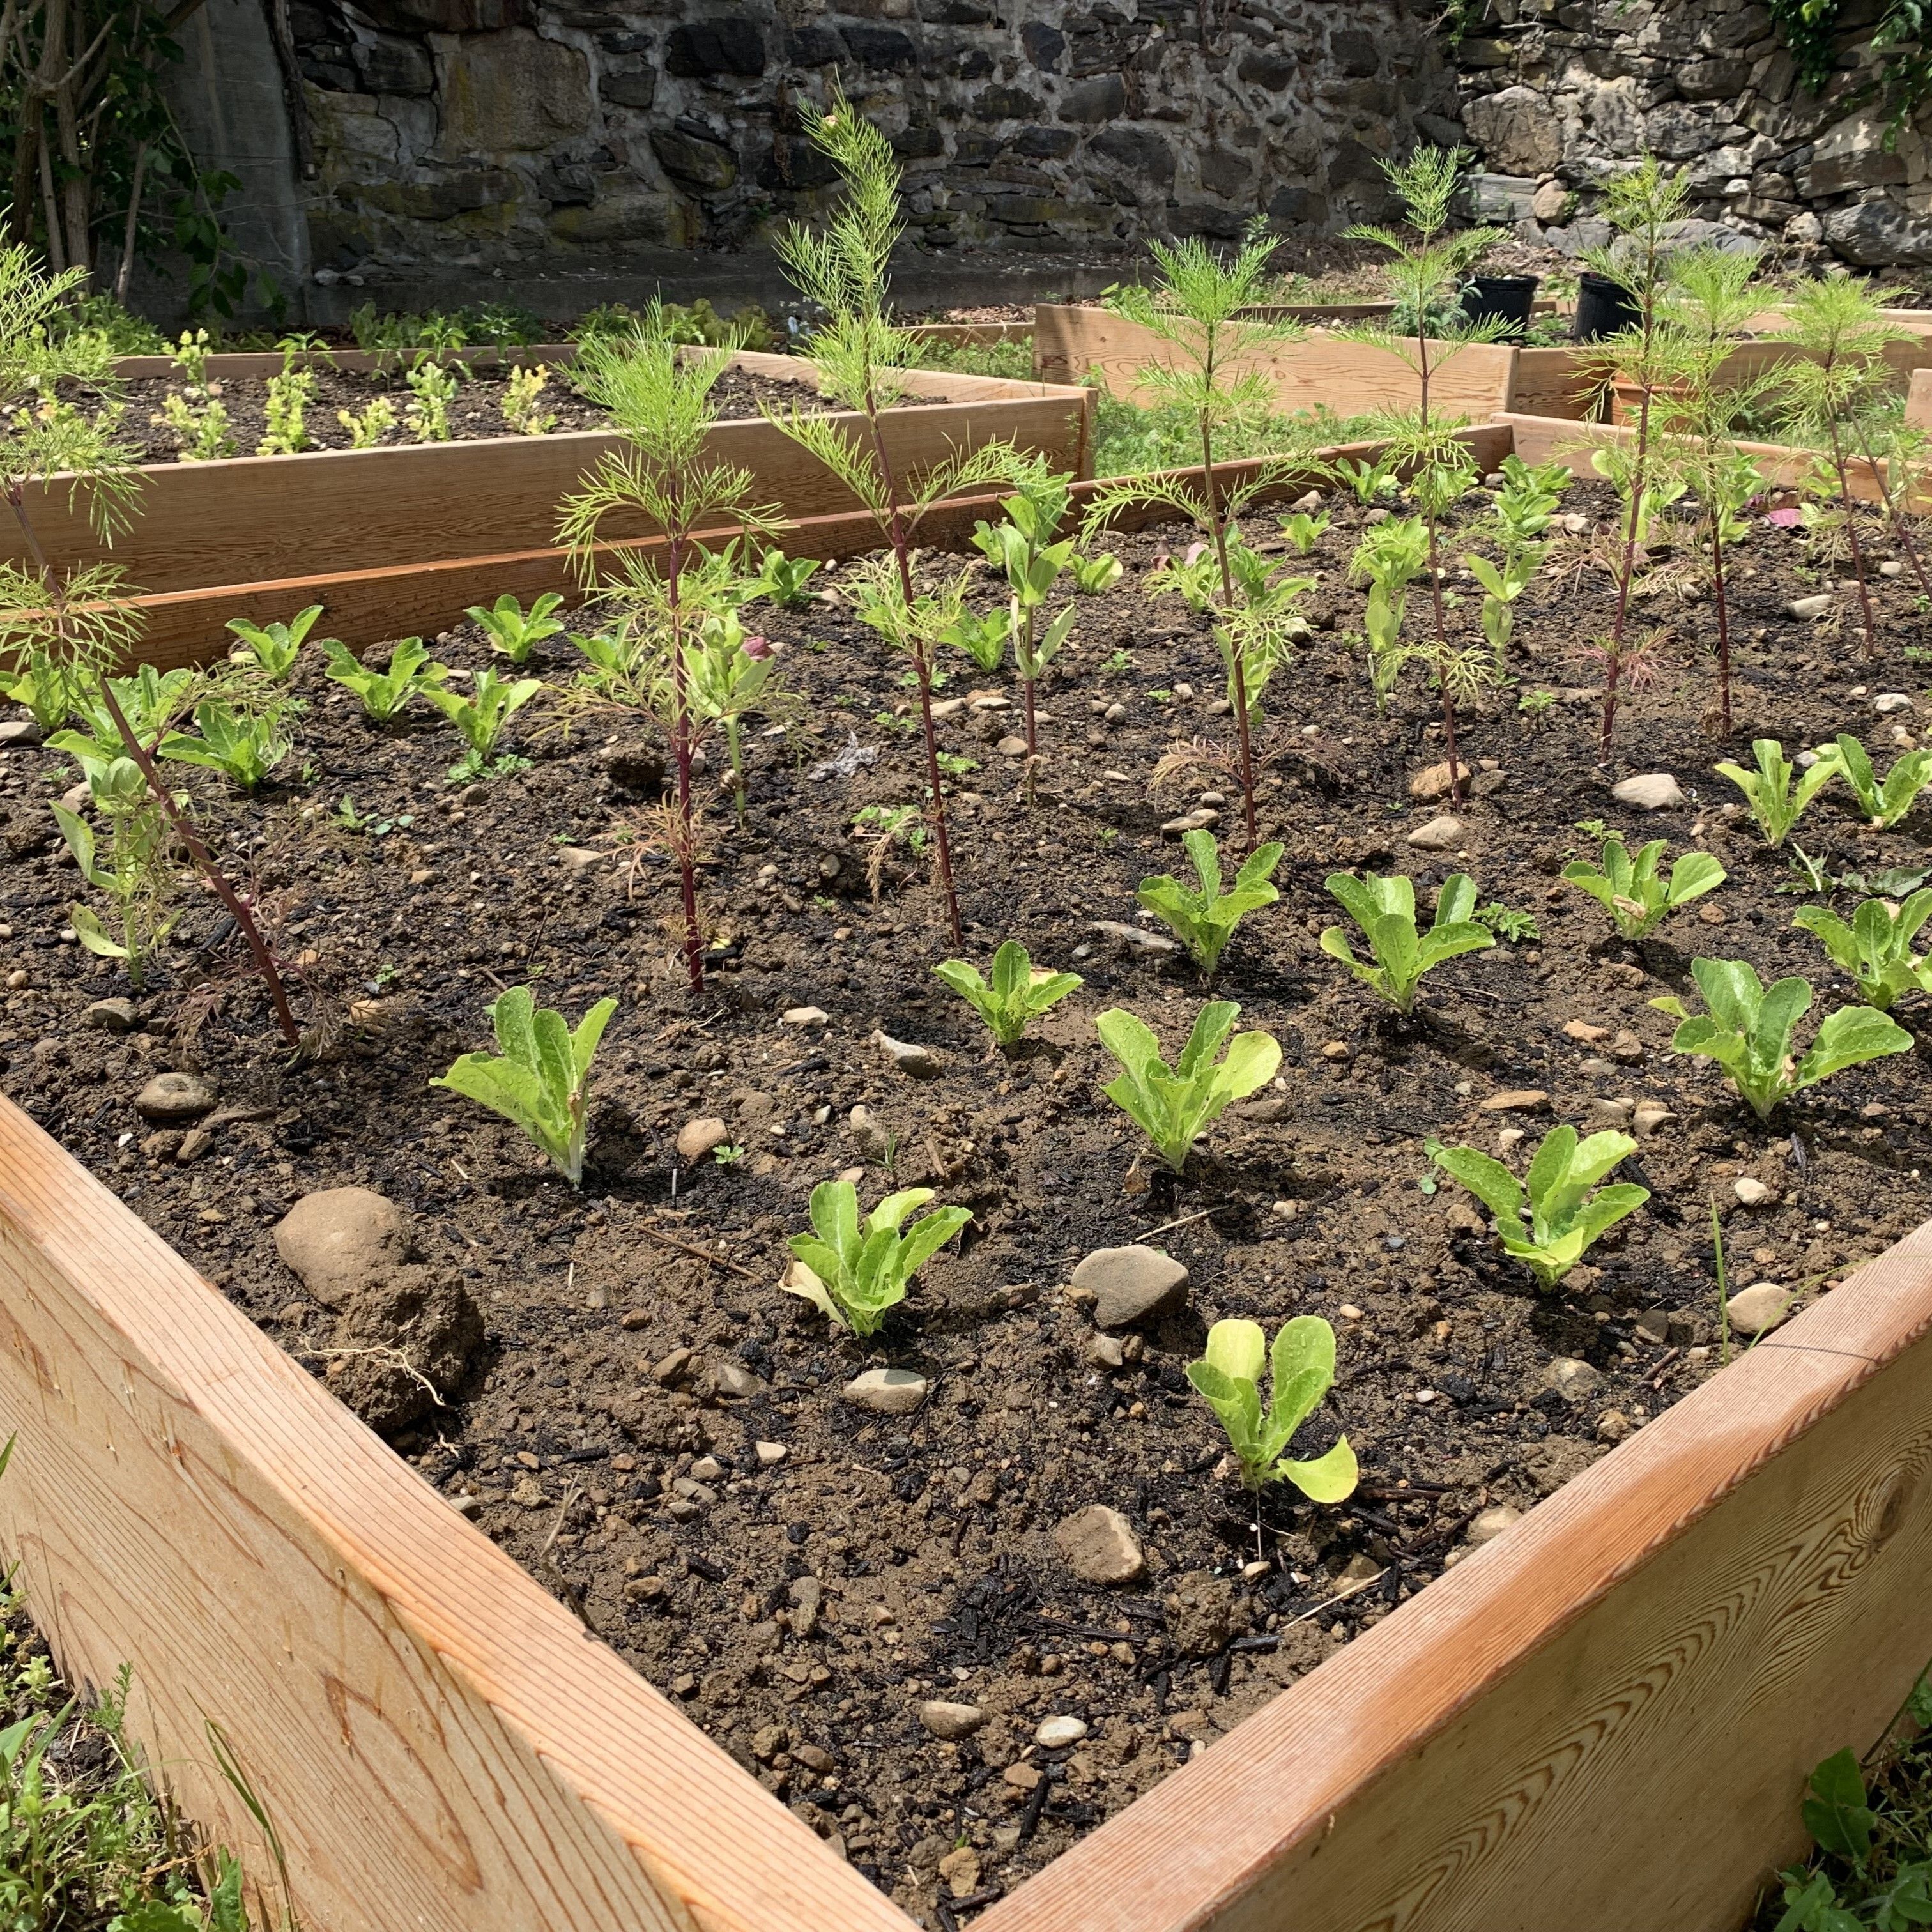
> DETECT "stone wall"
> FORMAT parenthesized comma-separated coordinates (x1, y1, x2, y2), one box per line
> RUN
(1452, 0, 1932, 268)
(268, 0, 1463, 313)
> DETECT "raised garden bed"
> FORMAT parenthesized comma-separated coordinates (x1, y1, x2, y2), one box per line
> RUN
(6, 424, 1932, 1928)
(2, 351, 1092, 671)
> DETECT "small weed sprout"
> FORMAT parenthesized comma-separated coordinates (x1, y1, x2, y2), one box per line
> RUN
(784, 1179, 972, 1337)
(226, 603, 328, 680)
(1187, 1316, 1358, 1501)
(337, 395, 397, 448)
(1793, 893, 1932, 1009)
(502, 363, 557, 435)
(1428, 1124, 1650, 1289)
(257, 348, 316, 454)
(425, 668, 543, 781)
(1650, 957, 1912, 1118)
(1473, 901, 1539, 943)
(1136, 827, 1283, 976)
(467, 591, 566, 664)
(932, 939, 1082, 1048)
(1812, 733, 1932, 829)
(431, 985, 617, 1186)
(1096, 1000, 1281, 1172)
(404, 357, 460, 442)
(321, 636, 449, 721)
(854, 801, 928, 899)
(1715, 738, 1838, 847)
(1562, 835, 1726, 939)
(1321, 870, 1494, 1013)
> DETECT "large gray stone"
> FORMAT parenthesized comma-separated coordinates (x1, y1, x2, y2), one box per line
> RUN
(435, 29, 591, 154)
(1463, 86, 1562, 175)
(1825, 197, 1932, 268)
(1073, 1245, 1190, 1328)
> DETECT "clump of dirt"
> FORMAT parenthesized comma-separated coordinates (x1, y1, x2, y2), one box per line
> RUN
(4, 478, 1931, 1921)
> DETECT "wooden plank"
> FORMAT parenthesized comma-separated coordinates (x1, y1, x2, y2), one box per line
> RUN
(979, 1223, 1932, 1932)
(905, 320, 1033, 345)
(1509, 346, 1598, 420)
(1906, 366, 1932, 429)
(0, 1091, 913, 1932)
(1032, 304, 1519, 418)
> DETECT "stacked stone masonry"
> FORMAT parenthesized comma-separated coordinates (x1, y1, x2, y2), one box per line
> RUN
(286, 0, 1461, 282)
(1453, 0, 1932, 268)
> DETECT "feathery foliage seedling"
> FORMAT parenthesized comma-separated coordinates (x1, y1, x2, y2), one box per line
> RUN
(425, 668, 542, 781)
(1428, 1125, 1649, 1288)
(321, 636, 448, 721)
(1321, 870, 1494, 1012)
(1650, 957, 1912, 1118)
(558, 302, 782, 990)
(1812, 733, 1932, 828)
(1136, 827, 1283, 976)
(502, 363, 556, 435)
(770, 94, 1032, 937)
(1562, 834, 1726, 939)
(432, 986, 617, 1186)
(932, 939, 1081, 1048)
(225, 604, 326, 680)
(1096, 1000, 1280, 1172)
(466, 591, 565, 664)
(1794, 892, 1932, 1009)
(1187, 1317, 1358, 1503)
(1715, 738, 1839, 847)
(785, 1180, 972, 1337)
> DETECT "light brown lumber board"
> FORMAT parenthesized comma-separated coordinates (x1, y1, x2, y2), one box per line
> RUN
(0, 1091, 914, 1932)
(979, 1222, 1932, 1932)
(1905, 366, 1932, 429)
(100, 424, 1509, 670)
(1508, 345, 1599, 420)
(1032, 303, 1519, 418)
(905, 319, 1034, 344)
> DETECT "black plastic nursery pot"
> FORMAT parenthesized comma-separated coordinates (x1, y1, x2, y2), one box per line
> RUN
(1572, 271, 1642, 342)
(1461, 274, 1540, 341)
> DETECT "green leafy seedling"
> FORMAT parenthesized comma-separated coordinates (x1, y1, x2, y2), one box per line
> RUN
(1793, 891, 1932, 1009)
(1650, 957, 1912, 1119)
(1713, 738, 1838, 848)
(1801, 1749, 1876, 1865)
(750, 549, 822, 607)
(321, 636, 450, 721)
(1428, 1125, 1650, 1289)
(1812, 732, 1932, 829)
(1070, 551, 1123, 594)
(1137, 828, 1283, 975)
(225, 604, 328, 679)
(1096, 1000, 1281, 1172)
(1562, 836, 1726, 939)
(425, 668, 543, 778)
(1278, 509, 1330, 555)
(157, 698, 293, 790)
(783, 1179, 972, 1337)
(933, 939, 1082, 1048)
(1186, 1317, 1358, 1500)
(429, 985, 617, 1186)
(466, 592, 566, 664)
(1321, 870, 1494, 1013)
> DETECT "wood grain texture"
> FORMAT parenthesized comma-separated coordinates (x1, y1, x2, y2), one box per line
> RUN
(0, 1092, 914, 1932)
(979, 1224, 1932, 1932)
(1905, 366, 1932, 429)
(905, 320, 1034, 345)
(1032, 305, 1519, 418)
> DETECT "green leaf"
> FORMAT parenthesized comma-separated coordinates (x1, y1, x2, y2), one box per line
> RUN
(1802, 1748, 1874, 1862)
(1797, 1005, 1913, 1087)
(1277, 1435, 1359, 1503)
(1205, 1317, 1266, 1384)
(1432, 1144, 1524, 1227)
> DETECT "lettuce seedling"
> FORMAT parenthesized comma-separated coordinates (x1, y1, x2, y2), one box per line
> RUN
(784, 1179, 972, 1337)
(1428, 1125, 1649, 1289)
(1714, 738, 1838, 848)
(940, 606, 1011, 673)
(1070, 551, 1123, 594)
(1793, 892, 1932, 1009)
(1811, 733, 1932, 829)
(425, 668, 542, 779)
(226, 604, 327, 679)
(157, 697, 293, 790)
(1097, 1000, 1280, 1171)
(466, 592, 565, 664)
(933, 939, 1082, 1048)
(1327, 450, 1399, 504)
(749, 548, 821, 607)
(1186, 1317, 1358, 1500)
(322, 636, 449, 721)
(1278, 509, 1330, 555)
(1137, 828, 1284, 976)
(1321, 870, 1494, 1013)
(1650, 957, 1912, 1119)
(1562, 835, 1726, 939)
(430, 985, 617, 1186)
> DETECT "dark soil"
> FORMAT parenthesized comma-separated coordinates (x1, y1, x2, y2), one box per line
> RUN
(4, 479, 1932, 1923)
(96, 364, 862, 465)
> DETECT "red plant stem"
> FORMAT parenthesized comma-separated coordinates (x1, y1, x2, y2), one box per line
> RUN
(1827, 415, 1880, 659)
(1197, 337, 1259, 852)
(663, 522, 705, 995)
(1709, 507, 1733, 736)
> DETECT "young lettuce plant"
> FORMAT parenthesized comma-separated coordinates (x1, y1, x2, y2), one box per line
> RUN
(226, 604, 327, 680)
(969, 459, 1080, 758)
(1562, 836, 1726, 939)
(684, 606, 781, 825)
(1096, 1000, 1280, 1172)
(1714, 739, 1838, 848)
(1186, 1317, 1358, 1505)
(1650, 958, 1912, 1119)
(1069, 550, 1123, 594)
(430, 985, 617, 1186)
(157, 691, 296, 791)
(1812, 734, 1932, 829)
(425, 668, 542, 781)
(1321, 871, 1494, 1013)
(749, 548, 821, 607)
(1137, 827, 1283, 976)
(1793, 893, 1932, 1010)
(1427, 1125, 1649, 1289)
(933, 939, 1081, 1049)
(1278, 509, 1329, 556)
(783, 1180, 972, 1338)
(467, 591, 566, 664)
(1351, 514, 1430, 715)
(322, 636, 449, 721)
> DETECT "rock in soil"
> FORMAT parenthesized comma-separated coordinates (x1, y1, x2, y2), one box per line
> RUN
(1466, 1503, 1522, 1545)
(1406, 814, 1465, 851)
(1052, 1503, 1146, 1584)
(323, 1268, 482, 1437)
(273, 1187, 414, 1310)
(1543, 1356, 1602, 1401)
(1610, 772, 1685, 810)
(134, 1071, 215, 1121)
(1734, 1176, 1775, 1206)
(842, 1367, 929, 1414)
(0, 719, 43, 749)
(84, 997, 138, 1033)
(1072, 1243, 1189, 1328)
(919, 1699, 986, 1740)
(675, 1116, 730, 1162)
(1726, 1281, 1795, 1335)
(875, 1032, 943, 1079)
(1035, 1715, 1088, 1749)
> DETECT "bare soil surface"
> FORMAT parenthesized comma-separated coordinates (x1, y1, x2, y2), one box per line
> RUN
(4, 479, 1932, 1922)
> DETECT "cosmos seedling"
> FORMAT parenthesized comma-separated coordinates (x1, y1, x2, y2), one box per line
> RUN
(784, 1180, 972, 1337)
(1096, 1000, 1281, 1172)
(933, 939, 1082, 1048)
